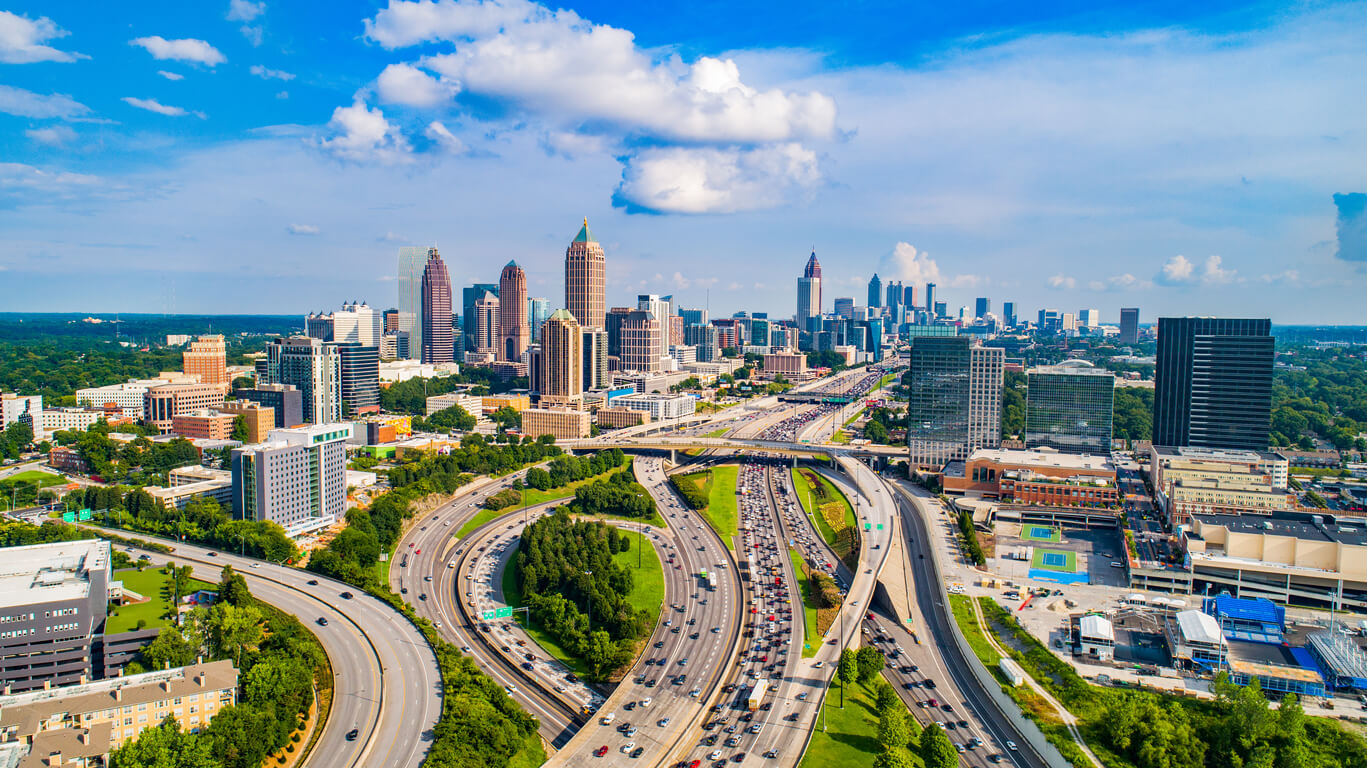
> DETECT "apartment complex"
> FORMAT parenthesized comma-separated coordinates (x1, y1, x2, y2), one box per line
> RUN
(906, 336, 1004, 468)
(1024, 362, 1114, 454)
(181, 335, 228, 389)
(1150, 445, 1295, 526)
(144, 384, 225, 434)
(231, 424, 351, 537)
(520, 409, 591, 441)
(261, 337, 342, 425)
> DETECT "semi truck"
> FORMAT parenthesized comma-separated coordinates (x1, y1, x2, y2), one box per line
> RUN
(701, 570, 717, 591)
(747, 681, 766, 711)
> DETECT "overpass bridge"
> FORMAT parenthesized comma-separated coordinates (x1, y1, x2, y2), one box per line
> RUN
(559, 435, 906, 464)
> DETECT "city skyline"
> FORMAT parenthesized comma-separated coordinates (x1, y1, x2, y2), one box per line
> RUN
(0, 1, 1364, 320)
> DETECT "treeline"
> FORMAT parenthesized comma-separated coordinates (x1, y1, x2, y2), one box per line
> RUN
(669, 472, 708, 509)
(514, 510, 647, 679)
(81, 487, 298, 562)
(386, 433, 561, 490)
(413, 403, 477, 433)
(570, 470, 657, 519)
(1273, 348, 1367, 451)
(379, 372, 526, 415)
(525, 449, 625, 491)
(51, 422, 201, 484)
(110, 566, 326, 768)
(956, 510, 986, 566)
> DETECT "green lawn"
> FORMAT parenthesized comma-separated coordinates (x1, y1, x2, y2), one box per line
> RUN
(457, 507, 511, 539)
(801, 678, 922, 768)
(703, 428, 729, 438)
(791, 547, 820, 658)
(698, 465, 739, 549)
(108, 567, 214, 635)
(949, 595, 1002, 669)
(507, 731, 547, 768)
(791, 468, 855, 543)
(3, 470, 67, 487)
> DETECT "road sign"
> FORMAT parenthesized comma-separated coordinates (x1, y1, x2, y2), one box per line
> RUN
(482, 607, 513, 620)
(876, 524, 884, 531)
(863, 523, 871, 531)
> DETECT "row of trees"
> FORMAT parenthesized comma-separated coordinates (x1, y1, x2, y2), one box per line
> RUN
(51, 421, 200, 484)
(514, 510, 648, 679)
(110, 566, 326, 768)
(525, 449, 626, 491)
(569, 470, 657, 519)
(385, 433, 561, 491)
(80, 486, 298, 562)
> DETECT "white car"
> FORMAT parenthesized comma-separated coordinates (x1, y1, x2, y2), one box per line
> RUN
(620, 742, 636, 754)
(640, 697, 652, 707)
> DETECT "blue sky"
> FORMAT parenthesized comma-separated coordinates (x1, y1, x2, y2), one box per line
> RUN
(1, 0, 1364, 322)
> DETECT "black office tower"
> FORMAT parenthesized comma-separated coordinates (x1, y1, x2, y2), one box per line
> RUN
(1153, 317, 1273, 451)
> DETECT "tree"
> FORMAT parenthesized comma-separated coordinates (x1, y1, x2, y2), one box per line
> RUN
(202, 705, 271, 768)
(217, 565, 252, 607)
(873, 746, 916, 768)
(167, 563, 194, 622)
(140, 628, 196, 670)
(229, 415, 249, 442)
(856, 645, 885, 684)
(877, 701, 911, 752)
(491, 406, 521, 432)
(208, 602, 264, 668)
(837, 647, 856, 708)
(874, 678, 901, 714)
(919, 723, 958, 768)
(109, 716, 221, 768)
(865, 419, 889, 443)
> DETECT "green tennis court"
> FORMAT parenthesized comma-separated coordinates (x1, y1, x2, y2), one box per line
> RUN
(1030, 548, 1077, 573)
(1023, 524, 1062, 543)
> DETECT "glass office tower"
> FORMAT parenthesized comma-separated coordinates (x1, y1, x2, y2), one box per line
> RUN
(1153, 317, 1272, 451)
(1025, 363, 1114, 454)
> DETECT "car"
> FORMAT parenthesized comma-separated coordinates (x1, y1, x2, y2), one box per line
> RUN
(813, 660, 824, 669)
(657, 717, 671, 727)
(630, 747, 644, 759)
(641, 697, 653, 707)
(625, 701, 637, 711)
(690, 761, 702, 768)
(732, 753, 746, 763)
(307, 579, 319, 586)
(418, 593, 427, 601)
(1007, 741, 1018, 751)
(340, 591, 353, 599)
(620, 742, 636, 754)
(346, 728, 359, 741)
(594, 746, 609, 757)
(424, 575, 433, 582)
(316, 617, 328, 626)
(504, 685, 517, 694)
(988, 755, 1003, 763)
(207, 551, 217, 557)
(709, 751, 723, 760)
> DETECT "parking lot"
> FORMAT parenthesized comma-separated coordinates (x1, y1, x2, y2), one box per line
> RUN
(991, 522, 1130, 588)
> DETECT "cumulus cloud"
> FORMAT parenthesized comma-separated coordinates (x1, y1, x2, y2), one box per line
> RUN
(1202, 255, 1236, 284)
(319, 99, 412, 164)
(377, 63, 457, 107)
(0, 11, 86, 63)
(1260, 269, 1300, 284)
(1333, 193, 1367, 264)
(0, 85, 89, 119)
(130, 36, 226, 66)
(1088, 273, 1152, 291)
(1157, 253, 1240, 285)
(1157, 254, 1195, 284)
(157, 70, 184, 81)
(25, 125, 76, 146)
(250, 64, 294, 81)
(614, 143, 820, 214)
(879, 243, 941, 287)
(228, 0, 267, 45)
(424, 121, 466, 153)
(1047, 274, 1076, 290)
(122, 97, 204, 118)
(287, 223, 319, 235)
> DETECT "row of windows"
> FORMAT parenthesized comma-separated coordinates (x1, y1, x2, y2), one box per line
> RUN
(0, 613, 34, 624)
(0, 628, 34, 639)
(49, 607, 78, 618)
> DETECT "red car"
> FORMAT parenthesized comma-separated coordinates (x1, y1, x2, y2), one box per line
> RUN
(415, 548, 422, 555)
(595, 746, 609, 757)
(689, 761, 701, 768)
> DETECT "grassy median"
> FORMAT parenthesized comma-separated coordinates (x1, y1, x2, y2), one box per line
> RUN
(800, 677, 922, 768)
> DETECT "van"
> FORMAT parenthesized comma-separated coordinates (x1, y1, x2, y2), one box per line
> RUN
(1109, 562, 1124, 568)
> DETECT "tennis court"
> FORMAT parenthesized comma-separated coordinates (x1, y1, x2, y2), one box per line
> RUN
(1023, 525, 1062, 543)
(1028, 547, 1089, 584)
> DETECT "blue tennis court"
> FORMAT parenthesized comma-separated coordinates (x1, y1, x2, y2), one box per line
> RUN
(1023, 525, 1062, 543)
(1041, 552, 1067, 568)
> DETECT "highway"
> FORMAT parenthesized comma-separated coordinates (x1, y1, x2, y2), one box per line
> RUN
(102, 533, 442, 768)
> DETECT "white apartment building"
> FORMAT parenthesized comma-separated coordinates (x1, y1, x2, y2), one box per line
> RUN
(611, 393, 697, 421)
(230, 424, 351, 537)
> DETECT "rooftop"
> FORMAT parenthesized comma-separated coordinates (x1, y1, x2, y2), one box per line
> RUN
(0, 661, 236, 730)
(573, 217, 593, 243)
(968, 447, 1115, 473)
(1153, 445, 1284, 463)
(1079, 614, 1115, 642)
(1175, 609, 1225, 646)
(1191, 511, 1367, 547)
(0, 540, 108, 607)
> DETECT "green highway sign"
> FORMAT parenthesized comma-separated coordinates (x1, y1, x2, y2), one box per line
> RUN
(863, 523, 871, 531)
(482, 607, 513, 620)
(876, 524, 884, 531)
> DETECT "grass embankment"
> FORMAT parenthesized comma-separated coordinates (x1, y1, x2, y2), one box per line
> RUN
(107, 567, 214, 634)
(500, 525, 665, 678)
(703, 428, 729, 438)
(790, 468, 858, 567)
(675, 465, 739, 548)
(790, 547, 822, 658)
(507, 732, 548, 768)
(800, 677, 923, 768)
(4, 470, 67, 487)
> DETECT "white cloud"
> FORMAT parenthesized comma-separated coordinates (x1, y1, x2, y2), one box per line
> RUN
(424, 121, 466, 153)
(0, 11, 86, 63)
(226, 0, 266, 22)
(1260, 269, 1300, 285)
(1047, 274, 1077, 290)
(878, 242, 941, 287)
(319, 99, 412, 164)
(287, 223, 319, 235)
(377, 63, 457, 107)
(615, 143, 820, 214)
(1201, 254, 1236, 285)
(378, 231, 408, 243)
(540, 131, 615, 159)
(157, 70, 185, 81)
(25, 126, 76, 146)
(0, 85, 89, 119)
(122, 97, 204, 118)
(1090, 273, 1152, 291)
(275, 90, 289, 100)
(130, 36, 226, 66)
(1157, 254, 1195, 284)
(0, 162, 104, 198)
(949, 274, 986, 289)
(250, 64, 294, 81)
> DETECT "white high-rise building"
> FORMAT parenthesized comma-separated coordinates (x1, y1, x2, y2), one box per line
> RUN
(231, 424, 351, 538)
(334, 302, 382, 346)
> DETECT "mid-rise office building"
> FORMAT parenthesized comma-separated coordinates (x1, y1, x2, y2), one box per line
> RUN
(0, 540, 111, 692)
(1119, 307, 1140, 345)
(1025, 362, 1115, 454)
(79, 380, 200, 420)
(40, 407, 111, 434)
(498, 261, 529, 362)
(0, 393, 42, 439)
(520, 408, 591, 440)
(261, 337, 341, 425)
(833, 297, 855, 318)
(396, 246, 428, 359)
(763, 351, 808, 378)
(605, 307, 634, 357)
(620, 310, 663, 373)
(420, 248, 455, 364)
(182, 335, 227, 389)
(336, 343, 380, 417)
(684, 323, 719, 363)
(539, 310, 582, 407)
(906, 336, 1003, 468)
(1077, 308, 1100, 328)
(1154, 317, 1273, 451)
(231, 424, 351, 537)
(565, 218, 606, 330)
(380, 330, 410, 360)
(582, 328, 609, 391)
(170, 409, 236, 440)
(231, 384, 303, 429)
(383, 308, 400, 333)
(144, 383, 225, 434)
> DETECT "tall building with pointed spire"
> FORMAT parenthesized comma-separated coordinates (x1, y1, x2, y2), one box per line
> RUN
(420, 248, 454, 363)
(797, 251, 822, 325)
(565, 218, 605, 330)
(498, 260, 529, 362)
(867, 273, 883, 310)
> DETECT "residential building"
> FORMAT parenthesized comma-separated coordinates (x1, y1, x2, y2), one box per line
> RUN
(218, 401, 274, 443)
(336, 343, 380, 417)
(144, 384, 225, 434)
(420, 248, 455, 364)
(231, 424, 351, 537)
(1, 394, 43, 439)
(565, 218, 606, 330)
(182, 335, 227, 389)
(230, 384, 303, 429)
(620, 310, 663, 373)
(596, 407, 650, 429)
(684, 323, 719, 363)
(539, 309, 583, 407)
(942, 448, 1118, 506)
(906, 336, 1004, 468)
(528, 297, 551, 342)
(309, 302, 382, 348)
(472, 291, 500, 354)
(0, 661, 238, 757)
(668, 315, 684, 347)
(170, 410, 236, 440)
(1025, 362, 1115, 454)
(261, 337, 341, 425)
(611, 393, 696, 421)
(396, 246, 427, 359)
(1154, 317, 1273, 451)
(679, 308, 709, 327)
(498, 261, 529, 362)
(520, 408, 591, 440)
(462, 283, 498, 352)
(867, 274, 882, 309)
(1119, 307, 1140, 345)
(40, 408, 111, 434)
(582, 328, 609, 390)
(1150, 445, 1295, 526)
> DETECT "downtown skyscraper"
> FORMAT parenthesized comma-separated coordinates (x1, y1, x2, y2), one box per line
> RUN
(420, 248, 454, 364)
(1153, 317, 1273, 451)
(565, 218, 605, 330)
(539, 309, 583, 407)
(396, 246, 427, 359)
(796, 251, 822, 328)
(499, 260, 529, 362)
